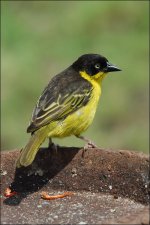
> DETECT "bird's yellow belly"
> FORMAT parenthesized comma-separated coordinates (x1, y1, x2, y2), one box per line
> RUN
(47, 83, 101, 138)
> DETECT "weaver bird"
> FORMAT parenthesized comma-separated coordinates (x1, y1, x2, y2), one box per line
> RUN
(16, 54, 121, 168)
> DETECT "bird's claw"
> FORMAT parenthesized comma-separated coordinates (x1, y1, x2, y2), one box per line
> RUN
(82, 141, 97, 158)
(84, 141, 97, 149)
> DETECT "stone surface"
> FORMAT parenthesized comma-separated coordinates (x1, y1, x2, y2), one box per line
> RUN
(1, 147, 149, 224)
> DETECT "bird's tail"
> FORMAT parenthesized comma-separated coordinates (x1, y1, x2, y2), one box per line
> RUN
(16, 128, 47, 168)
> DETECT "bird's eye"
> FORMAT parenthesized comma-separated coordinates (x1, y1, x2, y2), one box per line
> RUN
(95, 64, 100, 69)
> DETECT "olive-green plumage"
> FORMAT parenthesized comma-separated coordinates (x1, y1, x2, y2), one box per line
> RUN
(16, 54, 121, 168)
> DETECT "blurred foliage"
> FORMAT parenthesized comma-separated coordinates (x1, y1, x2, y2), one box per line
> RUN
(1, 1, 149, 153)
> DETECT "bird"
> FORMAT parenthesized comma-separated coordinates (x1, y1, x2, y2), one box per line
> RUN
(16, 53, 121, 168)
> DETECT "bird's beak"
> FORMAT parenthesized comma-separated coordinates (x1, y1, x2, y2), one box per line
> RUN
(104, 62, 121, 72)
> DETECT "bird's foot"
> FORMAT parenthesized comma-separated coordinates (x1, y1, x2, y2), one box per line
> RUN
(76, 135, 97, 148)
(82, 142, 97, 158)
(84, 140, 98, 149)
(75, 135, 98, 158)
(83, 141, 97, 157)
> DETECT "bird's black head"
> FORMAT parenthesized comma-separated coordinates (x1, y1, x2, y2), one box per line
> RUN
(72, 53, 121, 76)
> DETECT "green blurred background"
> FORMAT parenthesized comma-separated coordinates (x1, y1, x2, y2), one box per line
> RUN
(1, 1, 149, 153)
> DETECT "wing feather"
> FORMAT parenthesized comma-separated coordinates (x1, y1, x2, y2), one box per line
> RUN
(27, 70, 92, 133)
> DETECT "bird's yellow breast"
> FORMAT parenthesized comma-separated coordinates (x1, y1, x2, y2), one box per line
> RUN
(47, 71, 102, 138)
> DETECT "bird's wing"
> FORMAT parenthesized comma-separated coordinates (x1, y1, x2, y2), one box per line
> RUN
(27, 77, 92, 133)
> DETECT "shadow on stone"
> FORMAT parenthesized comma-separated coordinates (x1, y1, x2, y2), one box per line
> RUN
(3, 146, 80, 206)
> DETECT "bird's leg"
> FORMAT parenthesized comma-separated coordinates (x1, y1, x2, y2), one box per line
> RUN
(76, 135, 97, 148)
(75, 135, 98, 157)
(48, 138, 53, 148)
(48, 138, 59, 154)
